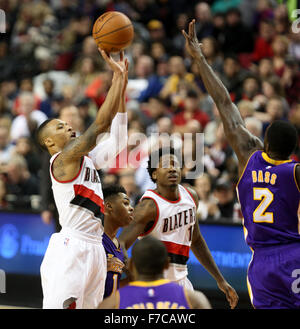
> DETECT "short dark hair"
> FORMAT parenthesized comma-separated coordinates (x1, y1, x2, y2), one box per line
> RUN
(147, 147, 179, 182)
(102, 184, 127, 200)
(265, 120, 298, 158)
(35, 118, 56, 151)
(132, 236, 168, 276)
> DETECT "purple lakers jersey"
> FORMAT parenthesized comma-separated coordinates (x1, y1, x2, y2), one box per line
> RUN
(102, 233, 124, 298)
(237, 150, 300, 249)
(118, 279, 191, 309)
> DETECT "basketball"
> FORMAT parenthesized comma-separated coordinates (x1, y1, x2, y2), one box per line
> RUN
(92, 11, 134, 53)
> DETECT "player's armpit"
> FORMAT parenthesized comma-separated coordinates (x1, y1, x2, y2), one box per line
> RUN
(119, 198, 158, 249)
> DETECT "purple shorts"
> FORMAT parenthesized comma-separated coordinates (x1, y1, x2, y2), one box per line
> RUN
(248, 242, 300, 309)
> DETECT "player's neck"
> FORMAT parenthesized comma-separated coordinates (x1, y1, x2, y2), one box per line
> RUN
(104, 221, 119, 241)
(266, 151, 289, 161)
(136, 274, 164, 282)
(156, 185, 179, 201)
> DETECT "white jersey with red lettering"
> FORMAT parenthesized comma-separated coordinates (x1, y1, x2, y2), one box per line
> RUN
(140, 184, 197, 283)
(50, 152, 104, 236)
(40, 152, 106, 309)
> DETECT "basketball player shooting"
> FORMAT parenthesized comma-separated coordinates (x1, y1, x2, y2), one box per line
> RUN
(36, 49, 129, 309)
(182, 19, 300, 309)
(119, 147, 239, 309)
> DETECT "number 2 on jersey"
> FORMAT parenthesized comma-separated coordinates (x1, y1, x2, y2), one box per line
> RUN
(253, 188, 274, 223)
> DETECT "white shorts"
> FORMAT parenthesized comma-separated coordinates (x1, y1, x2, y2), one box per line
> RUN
(40, 228, 107, 309)
(163, 265, 194, 291)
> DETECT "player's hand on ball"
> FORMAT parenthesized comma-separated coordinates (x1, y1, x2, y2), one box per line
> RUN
(99, 48, 127, 76)
(182, 19, 203, 59)
(217, 280, 239, 309)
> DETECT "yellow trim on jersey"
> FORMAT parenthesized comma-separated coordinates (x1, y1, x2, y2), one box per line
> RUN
(236, 150, 259, 188)
(129, 279, 170, 287)
(293, 164, 300, 193)
(261, 152, 292, 165)
(246, 249, 255, 309)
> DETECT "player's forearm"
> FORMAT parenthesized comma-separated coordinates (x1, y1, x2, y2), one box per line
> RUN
(193, 53, 244, 130)
(94, 73, 124, 133)
(191, 234, 225, 283)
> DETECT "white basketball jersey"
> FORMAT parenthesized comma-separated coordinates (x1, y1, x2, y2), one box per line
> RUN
(140, 185, 197, 281)
(49, 152, 104, 238)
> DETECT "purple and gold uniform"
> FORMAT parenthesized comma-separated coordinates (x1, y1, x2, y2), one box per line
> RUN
(118, 279, 191, 309)
(102, 233, 124, 298)
(237, 150, 300, 308)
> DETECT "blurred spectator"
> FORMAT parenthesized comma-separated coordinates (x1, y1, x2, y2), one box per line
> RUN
(252, 19, 275, 62)
(222, 7, 254, 55)
(281, 57, 300, 107)
(173, 89, 210, 134)
(138, 56, 169, 103)
(271, 35, 290, 76)
(194, 173, 221, 222)
(257, 57, 274, 80)
(0, 126, 14, 165)
(118, 169, 143, 206)
(76, 98, 95, 130)
(218, 54, 249, 102)
(13, 136, 41, 178)
(200, 36, 223, 73)
(237, 100, 255, 119)
(0, 176, 8, 209)
(172, 13, 189, 55)
(127, 55, 155, 100)
(244, 116, 263, 139)
(10, 92, 48, 143)
(39, 78, 57, 117)
(213, 179, 236, 220)
(194, 2, 214, 41)
(147, 19, 172, 53)
(3, 154, 39, 208)
(160, 56, 194, 103)
(241, 76, 261, 100)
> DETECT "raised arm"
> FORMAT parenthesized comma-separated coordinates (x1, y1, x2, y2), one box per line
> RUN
(88, 58, 129, 169)
(52, 51, 127, 181)
(182, 20, 263, 173)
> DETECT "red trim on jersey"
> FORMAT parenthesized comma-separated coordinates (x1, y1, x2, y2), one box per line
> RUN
(183, 186, 197, 208)
(147, 189, 181, 204)
(73, 184, 104, 212)
(51, 154, 85, 183)
(139, 197, 160, 237)
(162, 241, 190, 257)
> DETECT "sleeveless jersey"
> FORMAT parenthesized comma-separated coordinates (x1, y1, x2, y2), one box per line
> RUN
(102, 233, 124, 298)
(49, 152, 104, 237)
(237, 150, 300, 250)
(118, 279, 191, 309)
(140, 185, 197, 281)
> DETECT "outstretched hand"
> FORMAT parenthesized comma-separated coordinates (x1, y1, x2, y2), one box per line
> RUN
(217, 280, 239, 309)
(182, 19, 203, 59)
(99, 48, 128, 76)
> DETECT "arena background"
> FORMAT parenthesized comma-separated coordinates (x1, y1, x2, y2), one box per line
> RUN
(0, 0, 299, 309)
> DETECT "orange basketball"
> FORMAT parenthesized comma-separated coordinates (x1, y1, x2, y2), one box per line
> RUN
(92, 11, 134, 53)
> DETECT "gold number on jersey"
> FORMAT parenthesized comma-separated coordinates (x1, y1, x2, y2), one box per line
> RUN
(253, 188, 274, 223)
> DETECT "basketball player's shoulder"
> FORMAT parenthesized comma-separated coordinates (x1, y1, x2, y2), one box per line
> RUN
(134, 196, 157, 223)
(180, 185, 199, 207)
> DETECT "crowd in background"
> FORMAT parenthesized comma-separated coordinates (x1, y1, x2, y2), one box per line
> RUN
(0, 0, 299, 226)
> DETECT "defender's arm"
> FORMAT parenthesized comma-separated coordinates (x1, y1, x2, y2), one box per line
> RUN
(182, 20, 263, 173)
